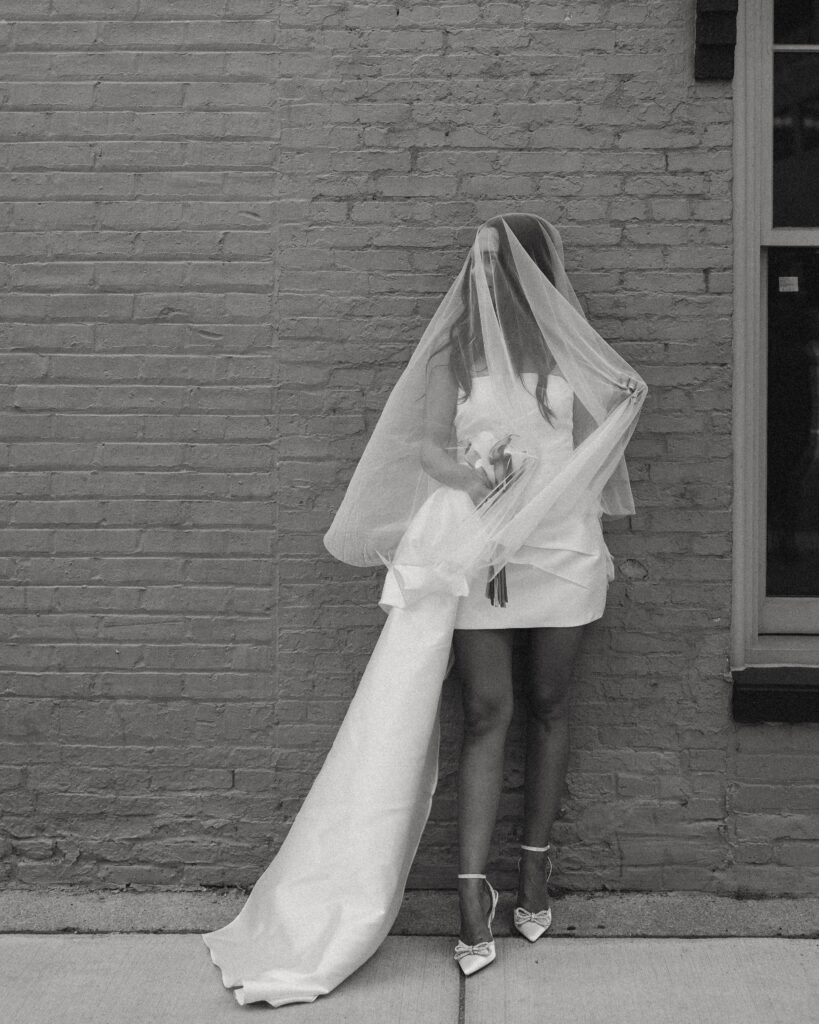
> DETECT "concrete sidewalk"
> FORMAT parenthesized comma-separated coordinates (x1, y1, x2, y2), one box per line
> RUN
(1, 933, 817, 1023)
(1, 891, 817, 1023)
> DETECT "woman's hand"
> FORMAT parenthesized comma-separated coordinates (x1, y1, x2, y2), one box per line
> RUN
(456, 463, 495, 507)
(621, 377, 645, 402)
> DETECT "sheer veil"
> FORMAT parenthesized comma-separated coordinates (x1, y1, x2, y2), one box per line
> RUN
(324, 213, 647, 587)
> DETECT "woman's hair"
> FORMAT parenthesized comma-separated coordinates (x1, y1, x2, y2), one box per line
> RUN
(429, 214, 559, 423)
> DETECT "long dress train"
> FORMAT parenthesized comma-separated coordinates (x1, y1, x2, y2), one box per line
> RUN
(202, 487, 474, 1007)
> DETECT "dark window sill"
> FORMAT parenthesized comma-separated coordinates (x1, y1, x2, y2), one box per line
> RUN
(732, 667, 819, 722)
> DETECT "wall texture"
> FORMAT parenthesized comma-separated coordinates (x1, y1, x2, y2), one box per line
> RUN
(1, 1, 816, 895)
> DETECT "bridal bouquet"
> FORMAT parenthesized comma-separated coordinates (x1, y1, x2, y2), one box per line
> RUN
(462, 430, 519, 607)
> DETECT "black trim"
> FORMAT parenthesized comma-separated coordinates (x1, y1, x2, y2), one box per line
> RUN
(695, 0, 738, 81)
(732, 667, 819, 722)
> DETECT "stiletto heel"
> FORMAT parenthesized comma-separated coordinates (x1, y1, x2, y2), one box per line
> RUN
(454, 873, 500, 976)
(513, 843, 553, 942)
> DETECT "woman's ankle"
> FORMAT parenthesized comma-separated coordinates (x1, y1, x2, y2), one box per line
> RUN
(458, 876, 490, 906)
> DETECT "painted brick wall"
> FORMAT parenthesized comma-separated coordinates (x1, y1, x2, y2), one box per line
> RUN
(1, 1, 816, 895)
(0, 0, 279, 888)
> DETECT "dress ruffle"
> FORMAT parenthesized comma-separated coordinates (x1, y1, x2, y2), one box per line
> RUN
(377, 486, 478, 612)
(509, 510, 615, 589)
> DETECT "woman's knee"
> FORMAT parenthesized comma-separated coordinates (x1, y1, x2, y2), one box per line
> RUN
(526, 684, 572, 726)
(526, 625, 584, 725)
(462, 691, 514, 738)
(454, 629, 515, 738)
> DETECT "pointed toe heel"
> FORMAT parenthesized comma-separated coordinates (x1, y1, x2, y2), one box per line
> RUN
(454, 873, 499, 976)
(513, 904, 552, 942)
(513, 842, 553, 944)
(453, 938, 497, 975)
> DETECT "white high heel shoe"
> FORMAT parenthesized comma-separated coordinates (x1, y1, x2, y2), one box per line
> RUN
(513, 843, 553, 942)
(454, 873, 500, 976)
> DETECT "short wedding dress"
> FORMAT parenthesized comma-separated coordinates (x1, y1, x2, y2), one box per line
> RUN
(453, 371, 614, 629)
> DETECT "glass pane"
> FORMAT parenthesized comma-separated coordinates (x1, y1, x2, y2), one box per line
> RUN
(775, 0, 819, 44)
(773, 53, 819, 226)
(766, 247, 819, 597)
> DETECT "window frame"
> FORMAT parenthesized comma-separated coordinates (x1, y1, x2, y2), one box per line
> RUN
(732, 0, 819, 671)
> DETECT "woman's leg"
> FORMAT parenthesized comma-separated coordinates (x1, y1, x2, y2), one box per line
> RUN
(452, 627, 515, 944)
(518, 624, 586, 911)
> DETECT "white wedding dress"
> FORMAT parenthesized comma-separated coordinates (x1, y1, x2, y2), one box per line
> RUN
(206, 215, 649, 1007)
(202, 371, 625, 1008)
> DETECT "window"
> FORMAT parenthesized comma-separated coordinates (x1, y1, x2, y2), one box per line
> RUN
(733, 1, 819, 688)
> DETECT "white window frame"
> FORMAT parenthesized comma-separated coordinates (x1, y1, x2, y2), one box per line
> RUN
(733, 0, 819, 669)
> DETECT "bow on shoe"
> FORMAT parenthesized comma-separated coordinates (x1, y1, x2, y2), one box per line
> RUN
(513, 907, 552, 927)
(454, 939, 494, 961)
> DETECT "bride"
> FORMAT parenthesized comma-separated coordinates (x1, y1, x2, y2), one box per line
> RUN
(203, 213, 646, 1005)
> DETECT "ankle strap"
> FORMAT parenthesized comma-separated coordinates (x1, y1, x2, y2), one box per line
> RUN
(520, 843, 551, 852)
(457, 873, 486, 879)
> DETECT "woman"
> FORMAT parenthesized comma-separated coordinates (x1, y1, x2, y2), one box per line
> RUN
(420, 215, 626, 974)
(203, 213, 646, 1005)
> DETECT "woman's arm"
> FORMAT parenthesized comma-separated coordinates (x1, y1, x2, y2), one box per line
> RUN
(420, 360, 493, 507)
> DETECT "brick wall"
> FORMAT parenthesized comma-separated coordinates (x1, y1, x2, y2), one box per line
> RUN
(1, 1, 816, 895)
(1, 0, 278, 887)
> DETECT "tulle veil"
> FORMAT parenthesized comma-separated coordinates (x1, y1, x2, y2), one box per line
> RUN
(324, 213, 646, 600)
